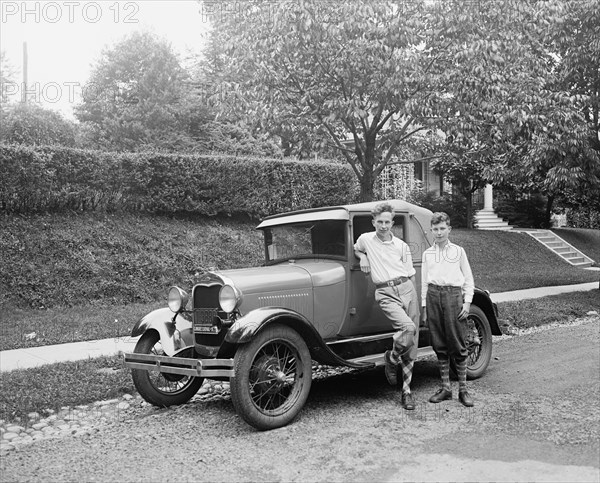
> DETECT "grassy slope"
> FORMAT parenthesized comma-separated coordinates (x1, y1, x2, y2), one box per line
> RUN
(450, 229, 599, 293)
(0, 211, 263, 309)
(552, 227, 600, 265)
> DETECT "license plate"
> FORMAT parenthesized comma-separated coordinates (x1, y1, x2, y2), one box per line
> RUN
(193, 308, 220, 334)
(194, 325, 220, 334)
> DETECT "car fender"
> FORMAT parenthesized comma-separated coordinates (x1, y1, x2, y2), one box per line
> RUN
(131, 308, 194, 356)
(224, 307, 372, 368)
(473, 288, 502, 336)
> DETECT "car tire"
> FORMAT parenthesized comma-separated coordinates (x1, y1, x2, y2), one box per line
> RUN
(131, 330, 204, 407)
(450, 305, 493, 380)
(230, 324, 312, 431)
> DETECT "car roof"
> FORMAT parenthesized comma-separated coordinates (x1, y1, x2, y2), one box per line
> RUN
(256, 200, 433, 230)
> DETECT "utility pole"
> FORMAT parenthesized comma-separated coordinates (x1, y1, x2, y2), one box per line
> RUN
(22, 41, 28, 104)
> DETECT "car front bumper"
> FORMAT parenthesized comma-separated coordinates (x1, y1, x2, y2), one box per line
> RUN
(124, 352, 234, 378)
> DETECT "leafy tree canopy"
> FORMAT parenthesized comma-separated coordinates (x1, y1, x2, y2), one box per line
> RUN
(204, 0, 588, 206)
(74, 31, 205, 152)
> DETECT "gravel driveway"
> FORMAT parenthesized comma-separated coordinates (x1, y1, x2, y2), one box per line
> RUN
(1, 316, 598, 482)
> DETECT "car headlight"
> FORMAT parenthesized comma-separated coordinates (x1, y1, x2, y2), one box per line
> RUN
(219, 284, 242, 313)
(168, 286, 189, 313)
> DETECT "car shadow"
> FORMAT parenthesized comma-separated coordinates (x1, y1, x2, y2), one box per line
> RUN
(307, 358, 440, 404)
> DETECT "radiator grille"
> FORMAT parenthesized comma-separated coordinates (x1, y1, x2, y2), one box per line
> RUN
(193, 285, 220, 309)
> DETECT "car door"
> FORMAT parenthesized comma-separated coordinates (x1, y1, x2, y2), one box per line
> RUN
(336, 213, 407, 337)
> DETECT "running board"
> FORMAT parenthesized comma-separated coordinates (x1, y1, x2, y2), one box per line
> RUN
(327, 332, 396, 345)
(346, 346, 437, 367)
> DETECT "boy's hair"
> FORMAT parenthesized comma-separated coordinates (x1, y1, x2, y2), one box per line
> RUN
(431, 212, 451, 226)
(371, 202, 395, 218)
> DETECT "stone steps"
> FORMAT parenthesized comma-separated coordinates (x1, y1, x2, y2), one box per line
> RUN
(520, 230, 595, 268)
(474, 209, 513, 231)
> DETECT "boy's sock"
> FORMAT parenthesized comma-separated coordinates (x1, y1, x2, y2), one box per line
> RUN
(456, 359, 467, 392)
(438, 358, 451, 391)
(400, 358, 414, 394)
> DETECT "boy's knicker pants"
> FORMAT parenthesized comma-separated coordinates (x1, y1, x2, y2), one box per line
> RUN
(426, 284, 468, 362)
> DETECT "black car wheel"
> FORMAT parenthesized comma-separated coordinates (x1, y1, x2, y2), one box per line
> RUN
(131, 330, 204, 407)
(230, 324, 312, 430)
(455, 305, 493, 379)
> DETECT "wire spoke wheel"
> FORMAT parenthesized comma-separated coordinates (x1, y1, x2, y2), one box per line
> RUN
(465, 317, 483, 366)
(146, 344, 197, 396)
(248, 343, 300, 413)
(231, 325, 312, 430)
(464, 305, 493, 379)
(132, 331, 203, 406)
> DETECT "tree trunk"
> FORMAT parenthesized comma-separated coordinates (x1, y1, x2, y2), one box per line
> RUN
(359, 171, 375, 202)
(544, 194, 555, 228)
(465, 190, 474, 229)
(358, 135, 377, 202)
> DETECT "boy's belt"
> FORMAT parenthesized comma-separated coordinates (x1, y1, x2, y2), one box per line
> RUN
(375, 276, 409, 289)
(428, 283, 462, 291)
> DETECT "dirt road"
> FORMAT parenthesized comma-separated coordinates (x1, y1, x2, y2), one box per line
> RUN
(1, 317, 599, 482)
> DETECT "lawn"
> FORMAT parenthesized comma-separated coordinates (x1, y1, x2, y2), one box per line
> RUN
(497, 290, 600, 329)
(0, 356, 134, 422)
(552, 227, 600, 266)
(450, 229, 599, 293)
(0, 302, 161, 351)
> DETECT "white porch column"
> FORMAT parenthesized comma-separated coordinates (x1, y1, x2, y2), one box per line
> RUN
(483, 183, 494, 211)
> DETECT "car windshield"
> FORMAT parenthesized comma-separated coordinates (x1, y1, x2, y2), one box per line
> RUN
(263, 220, 347, 263)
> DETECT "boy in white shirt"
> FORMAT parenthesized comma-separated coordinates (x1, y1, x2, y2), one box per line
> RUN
(421, 212, 475, 407)
(354, 202, 420, 410)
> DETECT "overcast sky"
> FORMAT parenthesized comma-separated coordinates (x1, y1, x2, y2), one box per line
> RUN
(1, 0, 212, 118)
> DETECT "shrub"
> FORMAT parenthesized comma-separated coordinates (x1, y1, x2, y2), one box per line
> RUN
(408, 190, 468, 228)
(567, 207, 600, 229)
(495, 192, 547, 228)
(0, 144, 358, 217)
(0, 103, 78, 147)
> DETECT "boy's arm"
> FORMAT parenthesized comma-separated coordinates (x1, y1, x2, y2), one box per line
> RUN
(354, 249, 371, 273)
(404, 242, 416, 278)
(458, 247, 475, 320)
(353, 236, 371, 274)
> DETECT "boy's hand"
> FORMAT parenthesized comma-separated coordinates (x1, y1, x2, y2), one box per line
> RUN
(420, 306, 427, 324)
(459, 302, 471, 320)
(359, 255, 371, 273)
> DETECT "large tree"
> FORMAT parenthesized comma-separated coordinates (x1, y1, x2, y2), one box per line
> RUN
(75, 31, 205, 152)
(548, 0, 600, 212)
(553, 0, 600, 154)
(204, 0, 575, 201)
(471, 0, 600, 225)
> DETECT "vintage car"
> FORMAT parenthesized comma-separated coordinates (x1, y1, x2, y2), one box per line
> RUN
(124, 200, 500, 430)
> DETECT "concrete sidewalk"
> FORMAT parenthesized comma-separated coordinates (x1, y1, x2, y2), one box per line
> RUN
(489, 281, 598, 303)
(1, 336, 139, 372)
(1, 281, 598, 372)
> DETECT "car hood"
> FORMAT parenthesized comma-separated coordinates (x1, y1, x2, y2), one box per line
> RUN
(211, 260, 345, 295)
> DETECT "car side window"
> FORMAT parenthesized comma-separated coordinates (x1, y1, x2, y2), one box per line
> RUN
(264, 220, 347, 262)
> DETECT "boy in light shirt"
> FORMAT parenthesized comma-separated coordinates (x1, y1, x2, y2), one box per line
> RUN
(421, 212, 475, 407)
(354, 202, 420, 410)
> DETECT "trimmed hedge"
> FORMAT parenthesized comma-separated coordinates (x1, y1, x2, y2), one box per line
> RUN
(0, 144, 358, 217)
